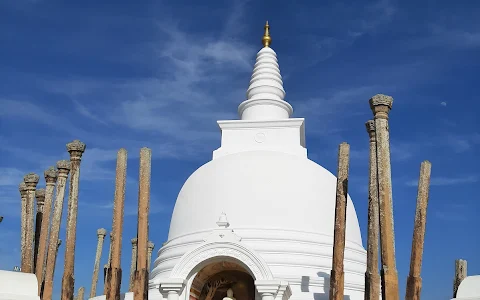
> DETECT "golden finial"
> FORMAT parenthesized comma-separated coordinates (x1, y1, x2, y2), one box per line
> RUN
(262, 21, 271, 47)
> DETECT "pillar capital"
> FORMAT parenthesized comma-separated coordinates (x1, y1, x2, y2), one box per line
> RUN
(158, 278, 186, 298)
(44, 167, 58, 185)
(369, 94, 393, 119)
(148, 241, 155, 251)
(23, 173, 40, 189)
(19, 182, 27, 197)
(365, 120, 376, 139)
(255, 280, 282, 297)
(97, 228, 107, 238)
(56, 160, 71, 177)
(67, 140, 86, 160)
(131, 238, 138, 245)
(35, 188, 46, 205)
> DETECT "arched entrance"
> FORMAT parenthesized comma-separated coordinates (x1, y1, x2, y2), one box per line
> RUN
(190, 261, 255, 300)
(154, 239, 291, 300)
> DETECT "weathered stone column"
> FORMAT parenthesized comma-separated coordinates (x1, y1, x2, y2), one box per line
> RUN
(23, 173, 40, 273)
(53, 239, 62, 273)
(329, 142, 350, 300)
(43, 160, 71, 300)
(129, 238, 138, 292)
(19, 182, 28, 270)
(147, 241, 155, 271)
(106, 148, 128, 300)
(405, 161, 431, 300)
(41, 239, 62, 297)
(34, 188, 46, 271)
(36, 167, 58, 292)
(77, 287, 85, 300)
(365, 120, 380, 300)
(453, 259, 467, 298)
(369, 94, 399, 300)
(104, 232, 113, 286)
(90, 228, 107, 298)
(134, 148, 152, 300)
(61, 140, 86, 300)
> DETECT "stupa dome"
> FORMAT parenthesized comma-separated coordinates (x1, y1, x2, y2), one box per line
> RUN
(168, 150, 362, 245)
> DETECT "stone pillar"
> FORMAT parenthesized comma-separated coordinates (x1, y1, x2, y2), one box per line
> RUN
(365, 120, 380, 300)
(53, 239, 62, 273)
(34, 188, 46, 271)
(453, 259, 467, 298)
(134, 148, 152, 300)
(329, 142, 350, 300)
(104, 232, 114, 286)
(369, 94, 399, 300)
(77, 287, 85, 300)
(43, 160, 71, 300)
(147, 241, 155, 271)
(36, 167, 58, 291)
(23, 173, 40, 274)
(405, 161, 431, 300)
(90, 228, 107, 298)
(129, 238, 138, 292)
(19, 182, 28, 271)
(61, 140, 86, 300)
(41, 238, 62, 297)
(106, 148, 128, 300)
(158, 279, 186, 300)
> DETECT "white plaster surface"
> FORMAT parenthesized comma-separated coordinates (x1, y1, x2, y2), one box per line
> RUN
(0, 270, 39, 300)
(239, 47, 292, 121)
(452, 275, 480, 300)
(149, 43, 367, 300)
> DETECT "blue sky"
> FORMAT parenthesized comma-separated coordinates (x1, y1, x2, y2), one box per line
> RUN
(0, 0, 478, 299)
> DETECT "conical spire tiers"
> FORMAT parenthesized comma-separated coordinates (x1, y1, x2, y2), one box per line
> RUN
(238, 22, 293, 121)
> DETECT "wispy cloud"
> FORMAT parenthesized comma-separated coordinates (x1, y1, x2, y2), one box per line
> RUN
(408, 24, 480, 51)
(14, 2, 254, 160)
(0, 98, 89, 137)
(444, 134, 480, 153)
(291, 0, 397, 66)
(405, 175, 478, 187)
(434, 204, 470, 222)
(0, 168, 25, 187)
(294, 85, 380, 135)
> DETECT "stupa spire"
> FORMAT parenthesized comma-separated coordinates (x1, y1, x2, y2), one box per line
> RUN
(262, 21, 271, 47)
(238, 22, 293, 120)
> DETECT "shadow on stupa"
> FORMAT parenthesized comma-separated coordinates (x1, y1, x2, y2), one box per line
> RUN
(310, 272, 351, 300)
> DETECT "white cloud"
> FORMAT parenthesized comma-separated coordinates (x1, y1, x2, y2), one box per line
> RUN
(440, 101, 447, 106)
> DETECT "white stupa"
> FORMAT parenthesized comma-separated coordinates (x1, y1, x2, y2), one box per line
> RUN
(148, 22, 367, 300)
